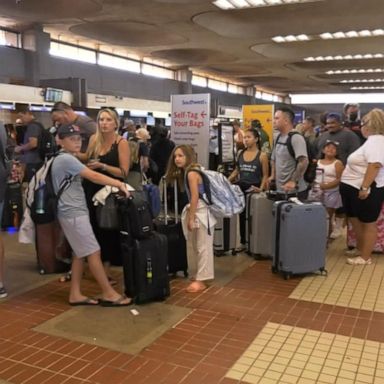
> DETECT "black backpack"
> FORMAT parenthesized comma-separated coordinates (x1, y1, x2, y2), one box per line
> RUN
(35, 122, 57, 160)
(276, 131, 317, 184)
(28, 155, 72, 224)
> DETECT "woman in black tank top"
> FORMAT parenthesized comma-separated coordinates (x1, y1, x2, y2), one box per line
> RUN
(228, 128, 269, 247)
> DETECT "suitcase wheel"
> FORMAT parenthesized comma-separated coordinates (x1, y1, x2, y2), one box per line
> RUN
(183, 270, 189, 278)
(271, 266, 278, 274)
(231, 249, 237, 256)
(319, 267, 328, 276)
(284, 272, 292, 280)
(39, 268, 46, 275)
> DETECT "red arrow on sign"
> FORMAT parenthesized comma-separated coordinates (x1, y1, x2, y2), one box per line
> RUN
(201, 111, 207, 118)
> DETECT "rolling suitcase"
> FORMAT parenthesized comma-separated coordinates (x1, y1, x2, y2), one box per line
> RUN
(245, 192, 274, 258)
(35, 221, 72, 274)
(272, 200, 327, 280)
(1, 181, 23, 229)
(213, 216, 237, 256)
(121, 230, 170, 304)
(154, 179, 188, 277)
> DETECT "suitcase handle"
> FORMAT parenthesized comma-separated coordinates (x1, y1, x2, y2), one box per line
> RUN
(162, 177, 179, 225)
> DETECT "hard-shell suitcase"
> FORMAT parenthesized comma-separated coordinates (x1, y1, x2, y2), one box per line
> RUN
(154, 179, 188, 276)
(121, 230, 170, 304)
(1, 181, 23, 229)
(213, 216, 238, 256)
(35, 221, 72, 274)
(347, 203, 384, 253)
(272, 200, 327, 280)
(245, 192, 274, 258)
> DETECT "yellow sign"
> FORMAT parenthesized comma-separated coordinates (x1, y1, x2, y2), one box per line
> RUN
(242, 104, 274, 144)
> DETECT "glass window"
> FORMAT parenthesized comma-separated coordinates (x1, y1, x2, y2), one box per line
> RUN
(98, 53, 140, 73)
(192, 75, 208, 87)
(208, 79, 227, 92)
(0, 29, 20, 48)
(141, 63, 175, 79)
(50, 41, 96, 64)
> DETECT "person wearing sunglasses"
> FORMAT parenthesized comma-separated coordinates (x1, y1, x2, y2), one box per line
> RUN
(340, 108, 384, 265)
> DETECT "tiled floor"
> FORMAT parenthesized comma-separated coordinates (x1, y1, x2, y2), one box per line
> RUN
(1, 234, 384, 384)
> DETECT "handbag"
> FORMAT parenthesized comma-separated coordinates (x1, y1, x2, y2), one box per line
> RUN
(96, 193, 120, 230)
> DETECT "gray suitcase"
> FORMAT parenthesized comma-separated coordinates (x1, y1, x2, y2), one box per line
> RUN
(272, 200, 327, 280)
(246, 192, 274, 258)
(213, 216, 238, 256)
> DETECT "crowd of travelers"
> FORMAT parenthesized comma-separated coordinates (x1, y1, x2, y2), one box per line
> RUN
(0, 101, 383, 302)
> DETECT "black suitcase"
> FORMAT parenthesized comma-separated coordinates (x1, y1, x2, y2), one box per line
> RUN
(119, 191, 153, 239)
(121, 230, 170, 304)
(154, 179, 188, 277)
(1, 181, 23, 229)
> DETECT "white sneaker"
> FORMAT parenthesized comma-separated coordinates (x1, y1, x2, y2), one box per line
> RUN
(345, 248, 361, 256)
(347, 256, 372, 265)
(329, 228, 342, 239)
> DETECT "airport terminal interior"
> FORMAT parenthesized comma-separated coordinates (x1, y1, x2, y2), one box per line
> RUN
(1, 0, 384, 383)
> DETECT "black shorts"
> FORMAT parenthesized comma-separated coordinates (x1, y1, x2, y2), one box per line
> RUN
(340, 182, 384, 223)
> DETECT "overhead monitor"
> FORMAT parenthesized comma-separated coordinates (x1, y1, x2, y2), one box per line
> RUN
(44, 87, 63, 103)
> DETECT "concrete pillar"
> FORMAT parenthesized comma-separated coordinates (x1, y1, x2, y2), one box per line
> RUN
(22, 25, 50, 86)
(176, 68, 193, 94)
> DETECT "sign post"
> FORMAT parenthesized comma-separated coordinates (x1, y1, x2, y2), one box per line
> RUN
(171, 93, 210, 168)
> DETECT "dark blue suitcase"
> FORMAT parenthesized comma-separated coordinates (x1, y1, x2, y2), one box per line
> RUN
(272, 200, 328, 280)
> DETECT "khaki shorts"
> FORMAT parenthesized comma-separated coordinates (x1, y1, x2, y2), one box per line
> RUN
(59, 215, 100, 258)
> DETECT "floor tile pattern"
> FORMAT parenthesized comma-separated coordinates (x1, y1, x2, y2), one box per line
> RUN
(226, 322, 384, 384)
(290, 249, 384, 312)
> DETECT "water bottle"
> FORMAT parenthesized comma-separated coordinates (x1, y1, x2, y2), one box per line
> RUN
(35, 182, 45, 214)
(146, 257, 153, 284)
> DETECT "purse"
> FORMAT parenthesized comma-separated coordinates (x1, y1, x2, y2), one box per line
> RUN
(96, 193, 120, 230)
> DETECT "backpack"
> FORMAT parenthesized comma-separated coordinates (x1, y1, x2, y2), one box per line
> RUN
(27, 155, 72, 224)
(276, 131, 317, 184)
(35, 122, 57, 160)
(185, 167, 245, 219)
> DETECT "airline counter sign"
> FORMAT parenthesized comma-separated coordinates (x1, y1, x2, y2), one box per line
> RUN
(171, 93, 210, 168)
(242, 104, 274, 144)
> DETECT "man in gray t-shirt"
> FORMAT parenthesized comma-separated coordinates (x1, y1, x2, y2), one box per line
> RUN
(51, 102, 96, 153)
(14, 109, 43, 182)
(315, 113, 361, 165)
(269, 107, 309, 199)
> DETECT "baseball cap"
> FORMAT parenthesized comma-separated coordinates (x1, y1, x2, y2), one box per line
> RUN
(57, 124, 81, 139)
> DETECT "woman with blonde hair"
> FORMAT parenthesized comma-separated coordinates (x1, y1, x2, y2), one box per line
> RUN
(340, 108, 384, 265)
(166, 145, 216, 293)
(82, 108, 130, 276)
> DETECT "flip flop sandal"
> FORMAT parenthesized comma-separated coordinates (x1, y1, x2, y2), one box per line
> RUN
(99, 295, 132, 307)
(69, 297, 99, 306)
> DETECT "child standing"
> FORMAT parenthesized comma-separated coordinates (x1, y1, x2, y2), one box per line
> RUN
(315, 141, 344, 238)
(53, 124, 131, 306)
(166, 145, 216, 293)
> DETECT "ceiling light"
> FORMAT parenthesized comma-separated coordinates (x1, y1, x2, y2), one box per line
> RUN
(372, 29, 384, 36)
(229, 0, 249, 7)
(326, 68, 384, 75)
(333, 31, 346, 39)
(272, 33, 310, 43)
(297, 34, 309, 41)
(320, 32, 333, 39)
(345, 31, 358, 38)
(213, 0, 324, 10)
(351, 86, 384, 90)
(212, 0, 235, 9)
(272, 36, 285, 42)
(340, 79, 384, 83)
(305, 54, 383, 61)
